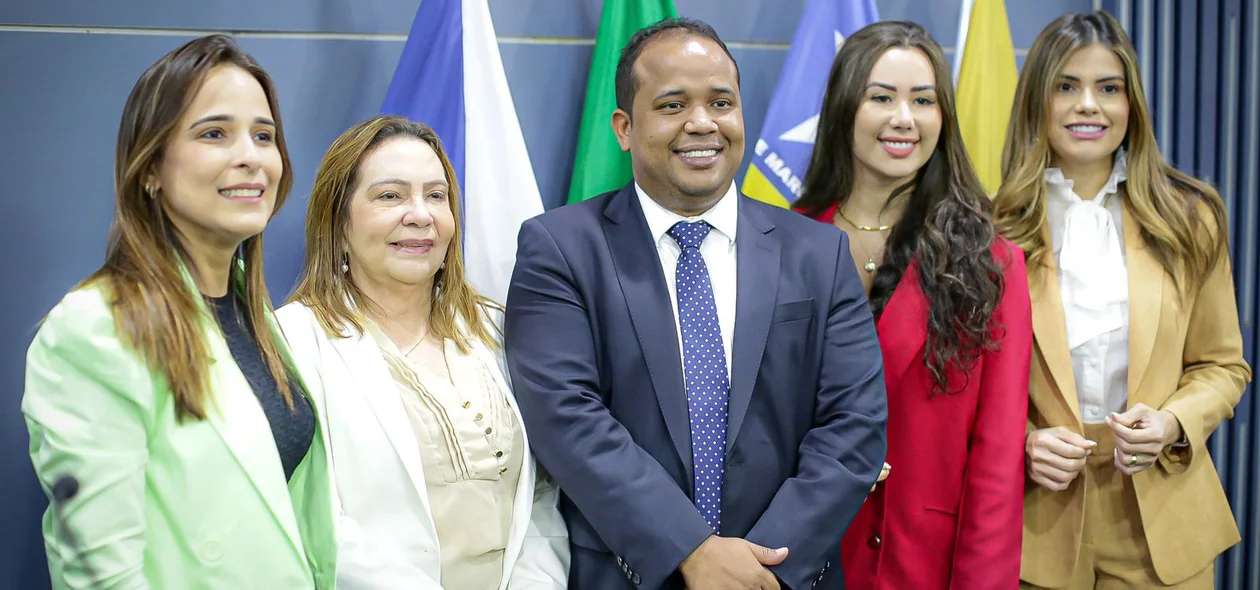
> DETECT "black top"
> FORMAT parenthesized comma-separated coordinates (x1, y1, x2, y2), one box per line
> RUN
(208, 292, 314, 482)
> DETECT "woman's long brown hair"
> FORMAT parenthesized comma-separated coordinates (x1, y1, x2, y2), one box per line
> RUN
(82, 34, 295, 420)
(794, 21, 1003, 395)
(992, 10, 1229, 293)
(288, 116, 501, 354)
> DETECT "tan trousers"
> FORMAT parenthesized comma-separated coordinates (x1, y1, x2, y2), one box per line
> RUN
(1021, 424, 1215, 589)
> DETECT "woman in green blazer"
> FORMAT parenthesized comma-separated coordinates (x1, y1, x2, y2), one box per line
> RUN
(22, 35, 336, 589)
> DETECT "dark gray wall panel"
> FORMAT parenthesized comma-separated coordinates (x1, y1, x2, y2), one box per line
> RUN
(0, 0, 422, 34)
(489, 0, 600, 39)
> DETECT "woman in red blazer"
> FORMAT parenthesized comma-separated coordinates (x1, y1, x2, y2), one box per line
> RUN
(793, 21, 1032, 589)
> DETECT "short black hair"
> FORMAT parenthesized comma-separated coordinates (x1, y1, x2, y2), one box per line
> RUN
(614, 17, 740, 117)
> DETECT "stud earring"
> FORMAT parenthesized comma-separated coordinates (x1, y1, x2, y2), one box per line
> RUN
(342, 262, 349, 273)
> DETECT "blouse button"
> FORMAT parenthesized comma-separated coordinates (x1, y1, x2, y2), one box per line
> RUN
(499, 467, 507, 474)
(495, 451, 504, 458)
(462, 401, 471, 409)
(485, 427, 493, 435)
(475, 413, 484, 421)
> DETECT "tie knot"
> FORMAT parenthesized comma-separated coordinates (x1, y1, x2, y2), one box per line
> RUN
(668, 221, 711, 250)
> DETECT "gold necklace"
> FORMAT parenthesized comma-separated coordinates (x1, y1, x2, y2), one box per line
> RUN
(396, 324, 431, 357)
(836, 206, 892, 232)
(834, 206, 889, 272)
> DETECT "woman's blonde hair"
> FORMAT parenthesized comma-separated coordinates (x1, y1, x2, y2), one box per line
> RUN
(992, 10, 1228, 293)
(288, 115, 500, 353)
(85, 34, 295, 421)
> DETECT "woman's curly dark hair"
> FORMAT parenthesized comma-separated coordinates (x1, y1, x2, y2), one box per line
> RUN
(794, 20, 1004, 394)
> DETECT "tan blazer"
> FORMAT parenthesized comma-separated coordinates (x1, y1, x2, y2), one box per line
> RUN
(1020, 201, 1251, 587)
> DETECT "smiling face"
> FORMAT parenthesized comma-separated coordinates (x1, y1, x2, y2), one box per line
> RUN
(151, 64, 282, 252)
(1046, 43, 1130, 169)
(612, 32, 744, 213)
(345, 136, 456, 293)
(850, 47, 942, 187)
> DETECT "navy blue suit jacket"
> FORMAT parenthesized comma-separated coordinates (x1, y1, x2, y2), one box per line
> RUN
(504, 185, 888, 589)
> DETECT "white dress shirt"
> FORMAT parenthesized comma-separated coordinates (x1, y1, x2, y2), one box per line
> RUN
(1047, 149, 1130, 424)
(635, 182, 738, 381)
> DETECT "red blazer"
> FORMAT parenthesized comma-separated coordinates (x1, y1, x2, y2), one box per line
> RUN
(804, 204, 1031, 589)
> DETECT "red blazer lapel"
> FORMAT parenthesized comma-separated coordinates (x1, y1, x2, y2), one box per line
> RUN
(876, 264, 927, 394)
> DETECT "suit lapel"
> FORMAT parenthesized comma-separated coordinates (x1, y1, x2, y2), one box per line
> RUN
(327, 332, 432, 513)
(1028, 240, 1083, 424)
(727, 200, 780, 454)
(1122, 203, 1163, 402)
(203, 321, 305, 560)
(875, 264, 927, 394)
(602, 186, 692, 481)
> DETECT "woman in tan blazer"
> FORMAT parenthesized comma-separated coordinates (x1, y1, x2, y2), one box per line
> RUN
(993, 11, 1250, 589)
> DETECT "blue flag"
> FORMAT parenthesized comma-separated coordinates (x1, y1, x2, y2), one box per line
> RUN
(381, 0, 543, 305)
(742, 0, 880, 208)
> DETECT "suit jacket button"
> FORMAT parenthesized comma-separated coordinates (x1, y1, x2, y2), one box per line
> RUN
(632, 573, 641, 584)
(867, 534, 882, 549)
(200, 539, 224, 562)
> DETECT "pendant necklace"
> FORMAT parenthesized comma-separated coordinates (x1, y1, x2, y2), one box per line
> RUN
(836, 206, 890, 273)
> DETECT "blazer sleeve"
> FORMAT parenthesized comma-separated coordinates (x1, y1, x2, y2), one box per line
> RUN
(506, 464, 570, 589)
(275, 305, 445, 590)
(22, 289, 155, 590)
(744, 231, 889, 590)
(949, 241, 1032, 589)
(505, 218, 715, 589)
(1159, 244, 1252, 474)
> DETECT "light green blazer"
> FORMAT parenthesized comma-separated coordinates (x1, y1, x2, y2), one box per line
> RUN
(22, 274, 338, 589)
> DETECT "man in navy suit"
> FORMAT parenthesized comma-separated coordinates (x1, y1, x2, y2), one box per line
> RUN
(504, 18, 887, 590)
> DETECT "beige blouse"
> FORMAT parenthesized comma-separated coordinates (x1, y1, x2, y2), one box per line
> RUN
(370, 327, 524, 590)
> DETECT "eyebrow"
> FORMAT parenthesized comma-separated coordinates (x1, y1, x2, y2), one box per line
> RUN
(187, 114, 276, 129)
(367, 178, 412, 190)
(867, 82, 936, 92)
(422, 180, 450, 191)
(1060, 74, 1125, 83)
(652, 86, 736, 101)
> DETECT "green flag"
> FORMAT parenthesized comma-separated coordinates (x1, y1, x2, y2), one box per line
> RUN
(567, 0, 678, 204)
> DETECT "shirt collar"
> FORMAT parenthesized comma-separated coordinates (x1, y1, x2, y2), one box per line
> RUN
(1045, 147, 1128, 204)
(635, 181, 739, 247)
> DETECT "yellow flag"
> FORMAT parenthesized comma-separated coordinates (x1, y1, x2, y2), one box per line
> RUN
(955, 0, 1017, 195)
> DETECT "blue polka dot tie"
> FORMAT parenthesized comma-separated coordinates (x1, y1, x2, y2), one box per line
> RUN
(668, 220, 730, 533)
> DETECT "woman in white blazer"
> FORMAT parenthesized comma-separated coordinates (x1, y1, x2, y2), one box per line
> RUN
(276, 115, 569, 590)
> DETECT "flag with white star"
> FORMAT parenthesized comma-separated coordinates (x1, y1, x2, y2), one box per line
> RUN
(742, 0, 879, 208)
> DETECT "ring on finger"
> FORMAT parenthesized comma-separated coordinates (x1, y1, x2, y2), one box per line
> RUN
(1129, 453, 1139, 467)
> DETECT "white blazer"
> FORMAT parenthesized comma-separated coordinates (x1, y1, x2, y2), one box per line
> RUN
(276, 302, 569, 590)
